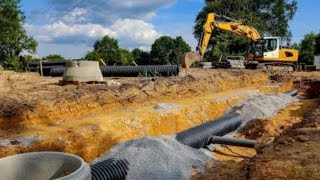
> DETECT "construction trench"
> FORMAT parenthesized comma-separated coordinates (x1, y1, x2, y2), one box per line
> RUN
(0, 69, 320, 179)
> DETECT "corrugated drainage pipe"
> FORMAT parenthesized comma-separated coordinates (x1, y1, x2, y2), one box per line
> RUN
(284, 89, 298, 97)
(175, 113, 241, 149)
(49, 65, 179, 77)
(100, 65, 179, 77)
(90, 158, 129, 180)
(208, 136, 257, 148)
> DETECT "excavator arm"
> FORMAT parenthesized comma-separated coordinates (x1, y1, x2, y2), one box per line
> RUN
(181, 13, 261, 72)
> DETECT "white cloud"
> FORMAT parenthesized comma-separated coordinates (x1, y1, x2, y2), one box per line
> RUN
(26, 0, 176, 57)
(26, 18, 161, 48)
(40, 0, 176, 23)
(61, 8, 88, 23)
(35, 43, 92, 59)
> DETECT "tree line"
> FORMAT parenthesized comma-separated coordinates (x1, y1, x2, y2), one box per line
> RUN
(84, 35, 191, 66)
(293, 33, 320, 64)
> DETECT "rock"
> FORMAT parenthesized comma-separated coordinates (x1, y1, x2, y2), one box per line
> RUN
(140, 77, 154, 84)
(154, 103, 180, 111)
(295, 135, 309, 142)
(12, 136, 42, 146)
(106, 80, 121, 87)
(0, 140, 11, 147)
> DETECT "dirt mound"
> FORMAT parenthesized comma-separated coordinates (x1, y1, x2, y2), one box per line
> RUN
(248, 104, 320, 179)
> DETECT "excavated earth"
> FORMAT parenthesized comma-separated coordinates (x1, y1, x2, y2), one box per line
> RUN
(193, 73, 320, 180)
(0, 68, 319, 179)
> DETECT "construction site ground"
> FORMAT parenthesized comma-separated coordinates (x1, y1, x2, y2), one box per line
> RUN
(0, 69, 319, 179)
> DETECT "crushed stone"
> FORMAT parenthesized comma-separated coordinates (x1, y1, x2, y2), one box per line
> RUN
(93, 136, 213, 180)
(106, 80, 121, 87)
(227, 93, 297, 128)
(0, 136, 42, 147)
(154, 103, 180, 111)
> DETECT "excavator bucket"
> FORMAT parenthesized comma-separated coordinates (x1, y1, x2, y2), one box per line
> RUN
(180, 52, 201, 75)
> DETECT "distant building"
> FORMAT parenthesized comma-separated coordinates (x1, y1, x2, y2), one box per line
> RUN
(314, 55, 320, 70)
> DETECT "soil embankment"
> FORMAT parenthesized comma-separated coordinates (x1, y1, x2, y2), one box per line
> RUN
(0, 69, 294, 161)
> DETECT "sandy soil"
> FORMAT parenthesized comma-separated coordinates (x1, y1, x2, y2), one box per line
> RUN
(193, 101, 318, 179)
(0, 69, 318, 165)
(193, 79, 320, 180)
(0, 69, 293, 161)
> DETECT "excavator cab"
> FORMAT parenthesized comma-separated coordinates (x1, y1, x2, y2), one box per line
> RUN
(254, 37, 298, 63)
(254, 37, 280, 59)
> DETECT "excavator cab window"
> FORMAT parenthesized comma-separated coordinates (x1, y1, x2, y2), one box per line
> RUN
(254, 39, 264, 57)
(264, 39, 278, 52)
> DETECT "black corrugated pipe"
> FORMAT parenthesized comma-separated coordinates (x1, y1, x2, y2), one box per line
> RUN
(284, 89, 298, 97)
(90, 158, 130, 180)
(48, 65, 179, 77)
(29, 61, 66, 68)
(175, 113, 241, 149)
(100, 65, 179, 77)
(208, 136, 257, 148)
(49, 67, 65, 77)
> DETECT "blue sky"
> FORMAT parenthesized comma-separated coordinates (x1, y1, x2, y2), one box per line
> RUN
(21, 0, 319, 59)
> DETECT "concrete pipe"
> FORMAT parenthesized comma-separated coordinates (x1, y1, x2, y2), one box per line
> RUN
(62, 61, 103, 82)
(0, 152, 91, 180)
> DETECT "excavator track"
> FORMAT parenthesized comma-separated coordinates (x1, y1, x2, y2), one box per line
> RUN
(247, 62, 296, 72)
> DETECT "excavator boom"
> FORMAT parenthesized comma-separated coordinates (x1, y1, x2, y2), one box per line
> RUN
(181, 13, 261, 72)
(198, 13, 261, 57)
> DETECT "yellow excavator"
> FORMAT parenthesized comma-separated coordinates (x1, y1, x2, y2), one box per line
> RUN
(182, 13, 299, 72)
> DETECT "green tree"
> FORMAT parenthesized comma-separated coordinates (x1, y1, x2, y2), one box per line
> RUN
(0, 0, 38, 70)
(193, 0, 297, 61)
(132, 48, 151, 65)
(43, 54, 65, 61)
(119, 48, 134, 65)
(173, 36, 192, 63)
(315, 33, 320, 55)
(291, 42, 300, 50)
(299, 33, 317, 64)
(93, 35, 120, 65)
(150, 36, 191, 65)
(85, 50, 101, 61)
